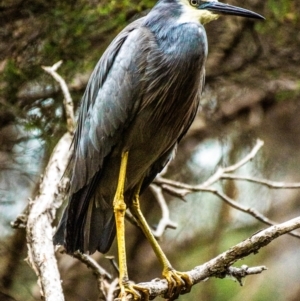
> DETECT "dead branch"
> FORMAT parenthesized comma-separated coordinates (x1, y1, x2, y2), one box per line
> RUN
(154, 139, 300, 238)
(221, 174, 300, 189)
(131, 216, 300, 300)
(26, 132, 72, 301)
(73, 251, 112, 280)
(21, 62, 300, 301)
(226, 265, 267, 286)
(73, 251, 112, 299)
(149, 185, 177, 238)
(24, 61, 75, 301)
(155, 139, 263, 190)
(42, 60, 75, 134)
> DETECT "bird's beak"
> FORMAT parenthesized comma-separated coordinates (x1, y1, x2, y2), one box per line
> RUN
(199, 1, 265, 20)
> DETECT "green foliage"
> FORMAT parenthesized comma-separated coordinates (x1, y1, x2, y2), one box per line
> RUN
(267, 0, 297, 23)
(0, 0, 155, 142)
(256, 0, 299, 33)
(1, 60, 25, 103)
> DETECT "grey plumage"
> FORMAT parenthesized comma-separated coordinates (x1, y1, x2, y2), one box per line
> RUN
(54, 0, 264, 255)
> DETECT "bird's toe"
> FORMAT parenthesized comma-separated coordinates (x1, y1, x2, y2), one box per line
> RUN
(162, 269, 192, 300)
(117, 281, 150, 301)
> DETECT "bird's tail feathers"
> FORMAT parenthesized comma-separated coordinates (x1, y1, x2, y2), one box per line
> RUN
(53, 174, 116, 254)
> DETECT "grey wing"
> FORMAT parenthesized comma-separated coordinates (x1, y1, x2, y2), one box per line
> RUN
(70, 18, 148, 194)
(54, 18, 156, 253)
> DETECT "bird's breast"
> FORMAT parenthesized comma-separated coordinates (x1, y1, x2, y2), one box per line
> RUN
(138, 22, 207, 127)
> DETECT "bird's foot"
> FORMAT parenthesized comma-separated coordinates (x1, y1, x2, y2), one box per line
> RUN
(117, 281, 150, 301)
(162, 268, 192, 300)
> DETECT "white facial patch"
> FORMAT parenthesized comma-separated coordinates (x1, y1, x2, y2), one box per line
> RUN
(177, 0, 220, 24)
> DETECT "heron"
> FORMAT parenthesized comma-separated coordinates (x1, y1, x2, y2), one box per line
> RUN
(54, 0, 264, 299)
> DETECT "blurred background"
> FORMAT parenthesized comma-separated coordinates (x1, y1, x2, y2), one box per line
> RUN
(1, 0, 300, 300)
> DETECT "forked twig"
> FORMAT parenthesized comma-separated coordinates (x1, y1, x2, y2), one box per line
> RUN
(149, 185, 177, 238)
(154, 139, 300, 238)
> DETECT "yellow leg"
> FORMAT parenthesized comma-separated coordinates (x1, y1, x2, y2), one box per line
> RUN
(113, 152, 148, 301)
(129, 183, 193, 300)
(113, 151, 129, 297)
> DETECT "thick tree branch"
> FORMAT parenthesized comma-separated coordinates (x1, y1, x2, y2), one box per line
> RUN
(26, 132, 72, 301)
(131, 217, 300, 300)
(24, 61, 75, 301)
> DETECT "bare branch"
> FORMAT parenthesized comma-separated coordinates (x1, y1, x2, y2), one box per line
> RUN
(193, 139, 264, 188)
(132, 216, 300, 299)
(154, 139, 300, 238)
(149, 185, 178, 238)
(11, 61, 76, 301)
(73, 251, 112, 300)
(107, 278, 119, 301)
(73, 251, 112, 280)
(42, 61, 75, 134)
(206, 187, 300, 239)
(225, 265, 267, 286)
(155, 176, 300, 239)
(221, 139, 264, 173)
(26, 132, 73, 301)
(221, 174, 300, 189)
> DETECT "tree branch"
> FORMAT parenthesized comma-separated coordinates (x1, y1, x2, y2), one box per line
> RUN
(132, 217, 300, 299)
(221, 174, 300, 189)
(42, 60, 75, 134)
(149, 185, 177, 238)
(154, 139, 300, 239)
(73, 251, 112, 300)
(26, 132, 72, 301)
(24, 61, 75, 301)
(19, 62, 300, 301)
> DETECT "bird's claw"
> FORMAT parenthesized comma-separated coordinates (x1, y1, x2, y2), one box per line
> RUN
(162, 269, 192, 300)
(117, 281, 150, 301)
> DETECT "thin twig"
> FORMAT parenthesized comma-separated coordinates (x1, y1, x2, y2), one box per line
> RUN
(154, 179, 300, 239)
(42, 61, 75, 134)
(221, 174, 300, 189)
(73, 251, 112, 280)
(221, 139, 264, 173)
(73, 251, 112, 300)
(154, 139, 300, 239)
(149, 185, 177, 238)
(194, 139, 264, 188)
(204, 187, 300, 239)
(225, 265, 267, 286)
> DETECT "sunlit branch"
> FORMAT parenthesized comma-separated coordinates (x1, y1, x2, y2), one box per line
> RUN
(23, 61, 75, 301)
(26, 132, 72, 301)
(107, 278, 120, 301)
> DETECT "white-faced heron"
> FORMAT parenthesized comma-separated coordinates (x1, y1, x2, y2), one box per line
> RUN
(54, 0, 264, 299)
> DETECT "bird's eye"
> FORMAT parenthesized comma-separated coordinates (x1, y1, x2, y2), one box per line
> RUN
(190, 0, 198, 7)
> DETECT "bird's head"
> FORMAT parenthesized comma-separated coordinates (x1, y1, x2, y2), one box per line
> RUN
(178, 0, 264, 24)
